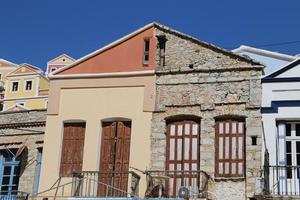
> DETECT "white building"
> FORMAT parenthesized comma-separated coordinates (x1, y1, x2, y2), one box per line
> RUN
(262, 58, 300, 196)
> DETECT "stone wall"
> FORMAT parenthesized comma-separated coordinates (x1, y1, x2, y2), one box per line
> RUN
(0, 110, 46, 195)
(150, 26, 264, 200)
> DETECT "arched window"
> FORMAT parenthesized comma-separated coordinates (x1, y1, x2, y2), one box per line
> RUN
(215, 118, 245, 177)
(166, 116, 200, 196)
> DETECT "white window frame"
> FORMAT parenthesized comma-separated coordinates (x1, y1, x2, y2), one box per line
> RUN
(11, 81, 19, 93)
(16, 101, 26, 107)
(24, 80, 33, 92)
(143, 39, 150, 66)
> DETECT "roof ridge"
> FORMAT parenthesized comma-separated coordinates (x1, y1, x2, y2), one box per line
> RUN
(47, 54, 76, 64)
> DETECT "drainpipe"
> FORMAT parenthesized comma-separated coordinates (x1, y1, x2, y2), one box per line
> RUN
(261, 120, 270, 195)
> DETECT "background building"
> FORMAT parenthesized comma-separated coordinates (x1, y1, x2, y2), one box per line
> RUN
(262, 58, 300, 197)
(0, 59, 19, 111)
(46, 54, 75, 74)
(0, 110, 46, 197)
(2, 63, 49, 112)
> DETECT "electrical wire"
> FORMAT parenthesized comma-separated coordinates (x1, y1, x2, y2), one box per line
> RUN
(226, 40, 300, 49)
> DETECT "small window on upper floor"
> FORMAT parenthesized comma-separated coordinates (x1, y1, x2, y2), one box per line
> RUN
(143, 39, 150, 66)
(25, 80, 32, 91)
(51, 67, 57, 72)
(12, 82, 19, 92)
(157, 35, 167, 67)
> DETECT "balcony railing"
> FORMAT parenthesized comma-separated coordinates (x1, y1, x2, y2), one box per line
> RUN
(145, 170, 209, 199)
(0, 191, 29, 200)
(71, 171, 140, 198)
(264, 165, 300, 196)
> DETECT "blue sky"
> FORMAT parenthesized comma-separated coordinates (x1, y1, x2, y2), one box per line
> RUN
(0, 0, 299, 70)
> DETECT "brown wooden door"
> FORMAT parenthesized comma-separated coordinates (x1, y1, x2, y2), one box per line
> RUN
(166, 120, 200, 197)
(60, 122, 86, 177)
(98, 121, 131, 197)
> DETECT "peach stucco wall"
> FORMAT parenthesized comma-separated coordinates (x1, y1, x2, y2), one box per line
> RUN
(38, 75, 156, 197)
(59, 27, 156, 74)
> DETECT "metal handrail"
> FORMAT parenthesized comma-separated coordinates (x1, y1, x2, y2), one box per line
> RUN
(264, 165, 300, 196)
(145, 170, 210, 198)
(0, 191, 29, 200)
(71, 171, 140, 197)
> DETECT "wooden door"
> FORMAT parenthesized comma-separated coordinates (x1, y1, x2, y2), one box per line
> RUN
(60, 123, 85, 177)
(98, 121, 131, 197)
(166, 120, 200, 197)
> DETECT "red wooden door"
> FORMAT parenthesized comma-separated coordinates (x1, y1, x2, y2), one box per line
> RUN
(166, 120, 200, 197)
(98, 121, 131, 197)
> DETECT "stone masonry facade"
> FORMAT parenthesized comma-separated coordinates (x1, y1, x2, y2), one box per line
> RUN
(0, 110, 46, 195)
(150, 25, 264, 200)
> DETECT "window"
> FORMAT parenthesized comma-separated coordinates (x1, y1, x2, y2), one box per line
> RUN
(51, 67, 57, 72)
(60, 122, 86, 177)
(143, 39, 150, 66)
(33, 148, 43, 194)
(157, 35, 166, 66)
(166, 119, 200, 197)
(45, 100, 48, 108)
(16, 102, 25, 107)
(11, 82, 19, 92)
(284, 123, 300, 179)
(0, 149, 21, 195)
(215, 119, 245, 177)
(25, 80, 32, 91)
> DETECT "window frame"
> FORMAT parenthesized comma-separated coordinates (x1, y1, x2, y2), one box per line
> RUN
(215, 119, 246, 178)
(157, 35, 167, 67)
(143, 38, 150, 66)
(11, 81, 19, 92)
(15, 101, 25, 107)
(24, 80, 33, 91)
(0, 149, 21, 195)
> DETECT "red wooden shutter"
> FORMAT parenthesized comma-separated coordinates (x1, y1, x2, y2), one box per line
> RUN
(166, 120, 200, 197)
(60, 122, 86, 177)
(215, 120, 245, 177)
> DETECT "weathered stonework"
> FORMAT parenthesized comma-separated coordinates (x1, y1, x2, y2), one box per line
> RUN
(0, 110, 46, 195)
(150, 25, 264, 200)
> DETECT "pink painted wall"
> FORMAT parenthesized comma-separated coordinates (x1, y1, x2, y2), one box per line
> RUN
(59, 27, 156, 74)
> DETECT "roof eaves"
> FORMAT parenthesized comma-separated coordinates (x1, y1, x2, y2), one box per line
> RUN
(0, 58, 18, 67)
(232, 45, 297, 61)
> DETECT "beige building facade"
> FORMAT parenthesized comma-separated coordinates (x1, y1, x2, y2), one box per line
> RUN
(38, 24, 158, 198)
